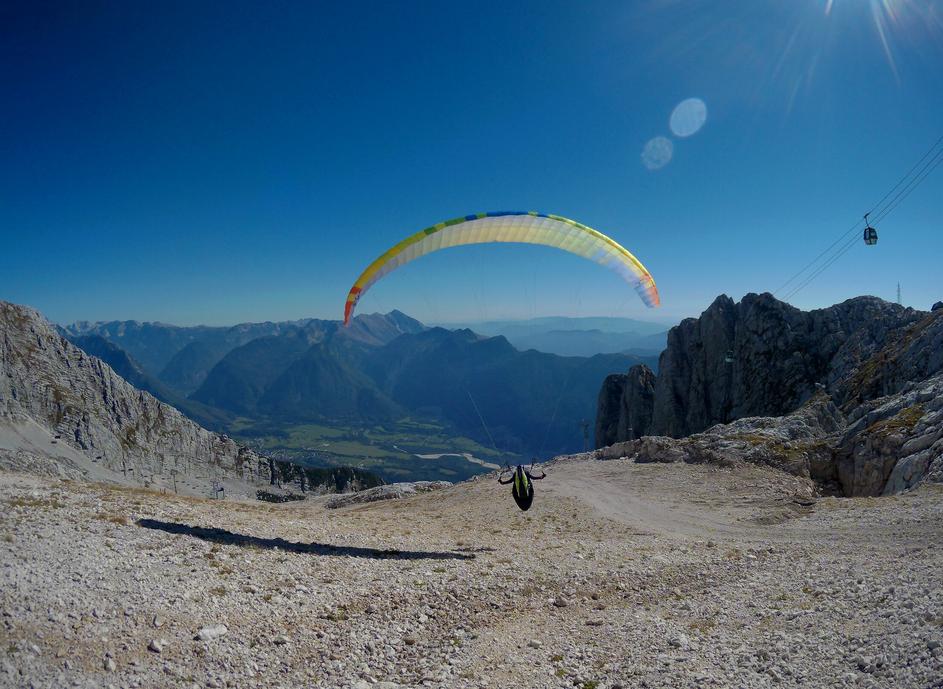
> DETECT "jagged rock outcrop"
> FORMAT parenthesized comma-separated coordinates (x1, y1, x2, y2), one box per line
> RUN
(835, 309, 943, 407)
(0, 301, 259, 490)
(650, 293, 921, 438)
(836, 373, 943, 496)
(596, 294, 943, 496)
(594, 364, 655, 447)
(598, 394, 844, 489)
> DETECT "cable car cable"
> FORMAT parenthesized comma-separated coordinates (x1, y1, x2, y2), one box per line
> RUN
(866, 134, 943, 219)
(788, 145, 943, 300)
(871, 147, 943, 225)
(782, 233, 860, 301)
(775, 134, 943, 298)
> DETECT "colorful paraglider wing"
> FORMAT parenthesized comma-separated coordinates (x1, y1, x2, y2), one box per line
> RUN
(344, 211, 659, 325)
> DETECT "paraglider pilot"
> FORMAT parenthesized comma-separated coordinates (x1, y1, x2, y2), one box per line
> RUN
(498, 463, 546, 511)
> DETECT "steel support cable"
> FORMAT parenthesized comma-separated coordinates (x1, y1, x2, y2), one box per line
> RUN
(782, 233, 861, 301)
(774, 219, 864, 294)
(872, 147, 943, 225)
(774, 135, 943, 296)
(785, 146, 943, 300)
(867, 134, 943, 218)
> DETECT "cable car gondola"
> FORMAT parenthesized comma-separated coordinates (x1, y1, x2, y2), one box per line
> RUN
(863, 213, 878, 245)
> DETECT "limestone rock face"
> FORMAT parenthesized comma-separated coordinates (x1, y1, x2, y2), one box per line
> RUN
(598, 394, 844, 486)
(595, 373, 627, 450)
(595, 364, 655, 448)
(0, 301, 259, 490)
(596, 293, 943, 496)
(837, 373, 943, 496)
(834, 310, 943, 407)
(650, 293, 921, 438)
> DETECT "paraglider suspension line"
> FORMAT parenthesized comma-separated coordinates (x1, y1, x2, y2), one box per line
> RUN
(538, 371, 573, 459)
(467, 389, 499, 453)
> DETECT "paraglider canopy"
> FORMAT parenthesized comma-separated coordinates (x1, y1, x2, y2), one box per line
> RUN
(343, 211, 659, 325)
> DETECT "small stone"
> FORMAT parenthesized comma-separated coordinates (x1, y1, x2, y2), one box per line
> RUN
(103, 657, 116, 672)
(553, 597, 569, 608)
(707, 540, 717, 548)
(196, 625, 228, 642)
(148, 639, 165, 653)
(273, 635, 289, 646)
(929, 639, 941, 651)
(152, 615, 164, 629)
(527, 640, 542, 649)
(404, 637, 417, 646)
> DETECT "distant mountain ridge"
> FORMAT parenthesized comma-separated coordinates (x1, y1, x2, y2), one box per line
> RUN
(436, 316, 668, 357)
(440, 315, 669, 334)
(190, 323, 653, 456)
(63, 310, 654, 459)
(63, 311, 425, 395)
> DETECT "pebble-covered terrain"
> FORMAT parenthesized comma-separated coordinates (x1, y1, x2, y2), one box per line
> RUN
(1, 456, 941, 689)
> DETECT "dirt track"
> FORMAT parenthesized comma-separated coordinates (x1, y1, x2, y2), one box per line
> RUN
(1, 457, 941, 688)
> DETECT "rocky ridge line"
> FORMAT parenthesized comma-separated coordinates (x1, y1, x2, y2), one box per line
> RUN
(596, 294, 943, 496)
(1, 301, 270, 494)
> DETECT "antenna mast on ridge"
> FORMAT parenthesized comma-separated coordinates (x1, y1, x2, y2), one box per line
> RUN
(897, 282, 902, 305)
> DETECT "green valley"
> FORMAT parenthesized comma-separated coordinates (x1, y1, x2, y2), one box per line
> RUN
(229, 418, 516, 482)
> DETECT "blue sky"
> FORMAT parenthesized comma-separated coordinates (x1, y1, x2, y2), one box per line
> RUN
(2, 1, 941, 327)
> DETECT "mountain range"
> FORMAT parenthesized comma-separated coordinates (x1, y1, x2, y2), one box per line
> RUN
(436, 315, 669, 357)
(63, 311, 656, 462)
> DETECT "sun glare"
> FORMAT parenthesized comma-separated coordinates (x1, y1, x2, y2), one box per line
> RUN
(762, 0, 942, 109)
(823, 0, 943, 81)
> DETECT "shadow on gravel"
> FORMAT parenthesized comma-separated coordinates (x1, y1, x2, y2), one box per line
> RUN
(136, 519, 475, 561)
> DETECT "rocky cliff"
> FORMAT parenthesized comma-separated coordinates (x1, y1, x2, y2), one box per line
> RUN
(596, 293, 943, 496)
(1, 301, 263, 492)
(594, 364, 655, 448)
(653, 293, 922, 437)
(0, 301, 378, 495)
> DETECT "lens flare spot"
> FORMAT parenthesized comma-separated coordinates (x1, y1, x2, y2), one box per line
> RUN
(641, 136, 673, 170)
(669, 98, 708, 138)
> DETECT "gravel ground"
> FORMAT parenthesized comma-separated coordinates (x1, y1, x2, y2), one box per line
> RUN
(1, 457, 941, 689)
